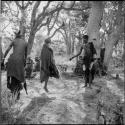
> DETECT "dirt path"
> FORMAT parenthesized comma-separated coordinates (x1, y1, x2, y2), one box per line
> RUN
(1, 71, 124, 124)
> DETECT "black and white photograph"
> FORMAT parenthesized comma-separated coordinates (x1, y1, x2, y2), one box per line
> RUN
(0, 1, 124, 124)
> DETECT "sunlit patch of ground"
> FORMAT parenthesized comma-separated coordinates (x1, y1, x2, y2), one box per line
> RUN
(1, 58, 124, 124)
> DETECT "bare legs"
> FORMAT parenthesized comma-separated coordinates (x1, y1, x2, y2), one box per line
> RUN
(7, 76, 23, 100)
(43, 77, 49, 93)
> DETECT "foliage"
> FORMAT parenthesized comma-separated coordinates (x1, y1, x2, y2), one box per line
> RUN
(1, 1, 125, 67)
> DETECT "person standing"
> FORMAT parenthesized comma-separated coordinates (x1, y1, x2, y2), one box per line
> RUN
(25, 56, 34, 79)
(3, 30, 27, 100)
(70, 35, 97, 88)
(33, 56, 40, 72)
(40, 38, 59, 93)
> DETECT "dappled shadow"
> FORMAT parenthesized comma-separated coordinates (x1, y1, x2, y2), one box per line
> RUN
(1, 68, 124, 124)
(115, 78, 124, 91)
(14, 93, 56, 124)
(81, 80, 103, 124)
(61, 72, 84, 80)
(22, 94, 55, 114)
(82, 77, 124, 124)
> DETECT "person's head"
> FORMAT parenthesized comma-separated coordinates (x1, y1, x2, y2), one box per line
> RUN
(44, 38, 51, 47)
(92, 38, 97, 43)
(15, 30, 22, 38)
(35, 56, 39, 62)
(27, 56, 30, 61)
(83, 35, 89, 44)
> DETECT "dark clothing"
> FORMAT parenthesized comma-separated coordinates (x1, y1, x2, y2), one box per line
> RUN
(83, 42, 97, 86)
(40, 44, 59, 83)
(25, 58, 33, 78)
(7, 76, 23, 100)
(7, 76, 23, 93)
(7, 38, 27, 82)
(83, 42, 97, 67)
(33, 60, 40, 72)
(49, 62, 60, 78)
(100, 48, 105, 63)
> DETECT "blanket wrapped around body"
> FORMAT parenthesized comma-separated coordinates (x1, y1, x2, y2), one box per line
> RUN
(7, 38, 27, 82)
(40, 44, 59, 83)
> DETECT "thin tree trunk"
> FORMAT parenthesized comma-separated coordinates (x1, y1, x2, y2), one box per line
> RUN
(66, 40, 72, 56)
(64, 31, 72, 56)
(87, 1, 104, 57)
(67, 37, 73, 56)
(0, 0, 2, 123)
(104, 19, 124, 68)
(71, 38, 75, 54)
(27, 31, 36, 55)
(71, 34, 75, 54)
(20, 9, 26, 39)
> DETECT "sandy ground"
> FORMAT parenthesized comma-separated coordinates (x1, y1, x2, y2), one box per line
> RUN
(1, 68, 124, 124)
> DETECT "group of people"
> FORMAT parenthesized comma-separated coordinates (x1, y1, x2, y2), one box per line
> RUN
(1, 30, 104, 101)
(1, 30, 59, 100)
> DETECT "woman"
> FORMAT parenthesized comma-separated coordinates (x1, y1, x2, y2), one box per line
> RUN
(3, 30, 27, 100)
(40, 38, 59, 93)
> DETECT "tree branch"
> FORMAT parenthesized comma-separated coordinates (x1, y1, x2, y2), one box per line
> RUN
(22, 1, 24, 8)
(30, 1, 41, 29)
(58, 29, 66, 41)
(32, 1, 89, 35)
(6, 2, 16, 17)
(2, 22, 11, 32)
(47, 15, 53, 35)
(37, 1, 51, 21)
(45, 1, 87, 16)
(15, 1, 22, 10)
(48, 11, 60, 35)
(49, 24, 64, 39)
(36, 18, 49, 32)
(24, 1, 32, 9)
(114, 1, 123, 26)
(5, 37, 13, 42)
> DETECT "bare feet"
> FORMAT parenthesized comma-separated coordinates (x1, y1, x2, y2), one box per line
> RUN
(44, 87, 49, 93)
(88, 85, 92, 89)
(83, 84, 87, 88)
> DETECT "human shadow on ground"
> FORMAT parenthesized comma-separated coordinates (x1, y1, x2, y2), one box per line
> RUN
(61, 72, 84, 80)
(14, 93, 56, 124)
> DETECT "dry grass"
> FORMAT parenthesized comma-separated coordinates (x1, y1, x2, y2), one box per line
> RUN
(1, 89, 26, 124)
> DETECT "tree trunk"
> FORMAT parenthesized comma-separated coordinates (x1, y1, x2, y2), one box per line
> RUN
(74, 37, 83, 75)
(104, 19, 124, 69)
(20, 9, 26, 38)
(0, 1, 2, 123)
(87, 1, 104, 57)
(64, 31, 73, 56)
(71, 34, 75, 54)
(66, 39, 72, 56)
(27, 31, 36, 55)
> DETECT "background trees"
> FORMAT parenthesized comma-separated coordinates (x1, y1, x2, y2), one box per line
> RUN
(1, 1, 125, 70)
